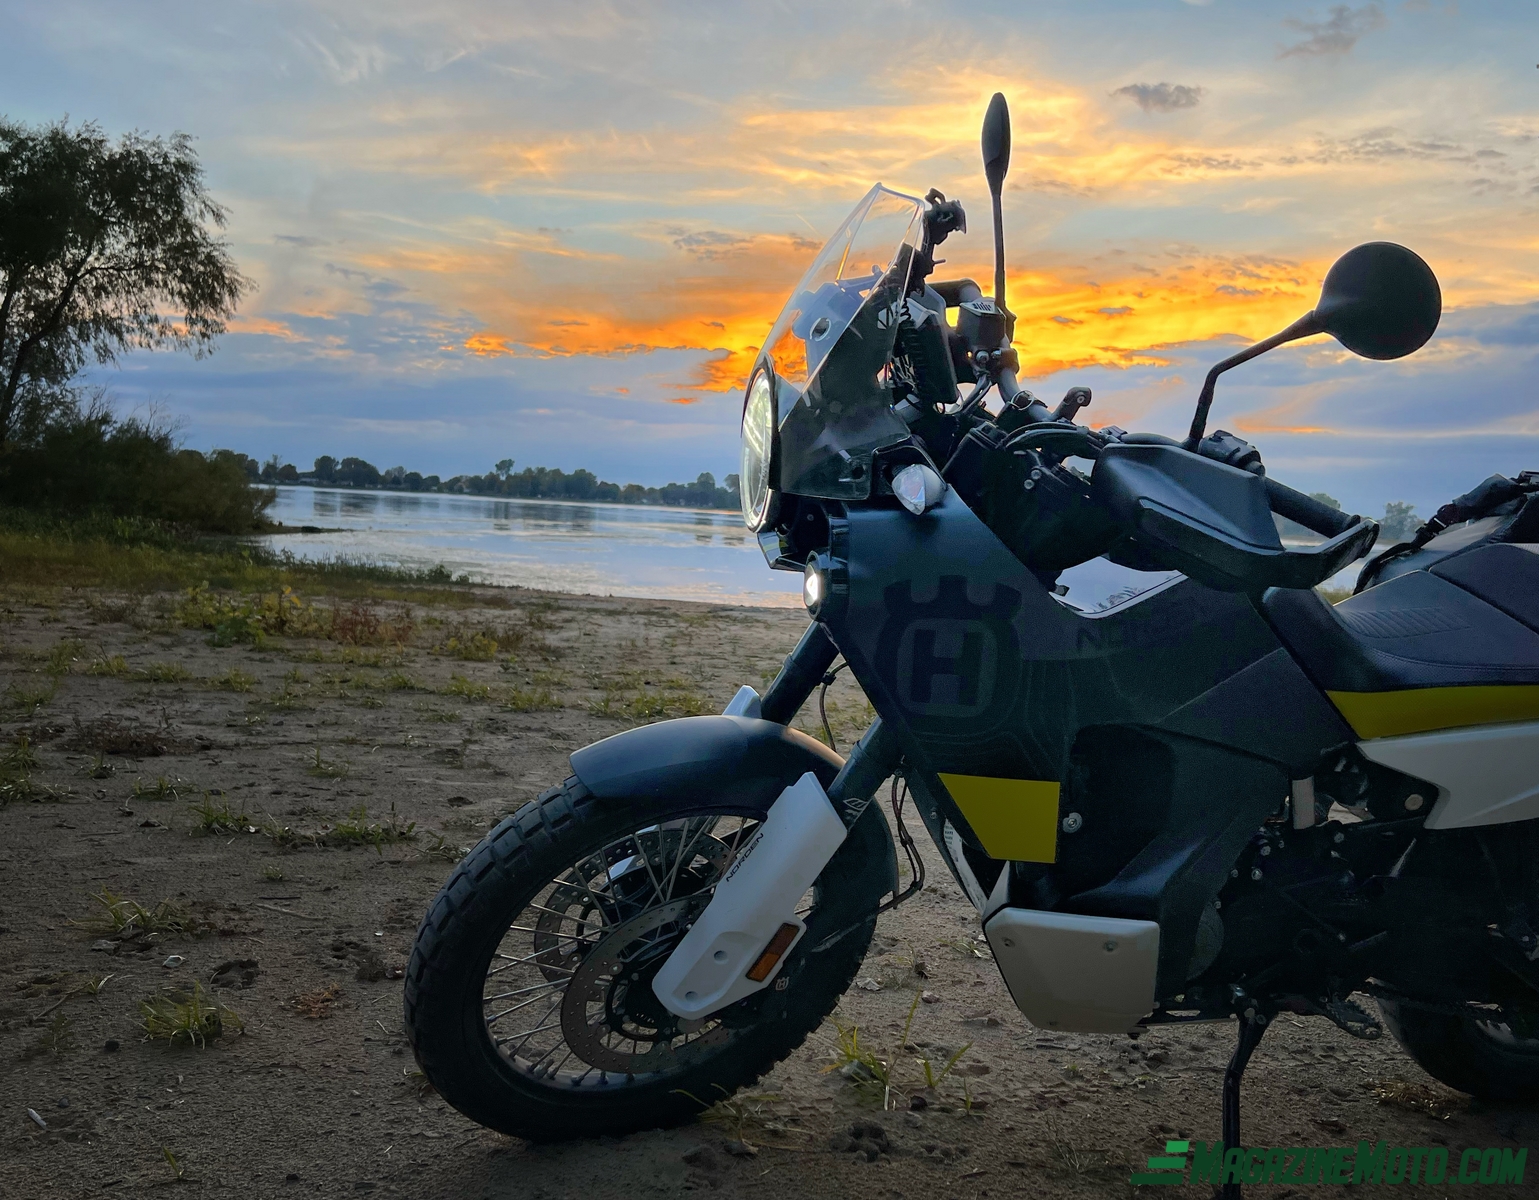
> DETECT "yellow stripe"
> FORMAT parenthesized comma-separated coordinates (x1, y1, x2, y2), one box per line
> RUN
(1327, 685, 1539, 739)
(938, 773, 1060, 863)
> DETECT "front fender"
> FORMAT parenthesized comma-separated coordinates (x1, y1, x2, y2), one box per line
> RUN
(570, 715, 842, 806)
(569, 715, 897, 898)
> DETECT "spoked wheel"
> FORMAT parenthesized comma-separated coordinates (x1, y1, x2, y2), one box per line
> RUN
(1380, 996, 1539, 1102)
(405, 776, 891, 1140)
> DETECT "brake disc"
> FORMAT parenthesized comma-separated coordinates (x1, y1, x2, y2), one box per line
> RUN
(559, 896, 730, 1074)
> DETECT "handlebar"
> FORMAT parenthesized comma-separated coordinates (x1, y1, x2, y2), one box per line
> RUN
(1263, 478, 1360, 539)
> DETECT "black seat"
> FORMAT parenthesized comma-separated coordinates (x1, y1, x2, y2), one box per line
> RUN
(1430, 543, 1539, 634)
(1261, 568, 1539, 695)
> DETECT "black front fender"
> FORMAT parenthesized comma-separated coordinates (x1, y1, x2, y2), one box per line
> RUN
(569, 715, 897, 898)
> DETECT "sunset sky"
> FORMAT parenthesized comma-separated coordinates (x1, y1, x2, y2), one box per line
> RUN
(3, 0, 1537, 513)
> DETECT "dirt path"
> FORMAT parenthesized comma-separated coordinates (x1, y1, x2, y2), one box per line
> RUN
(0, 584, 1533, 1198)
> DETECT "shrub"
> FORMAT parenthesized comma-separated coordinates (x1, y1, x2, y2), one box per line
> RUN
(0, 406, 273, 534)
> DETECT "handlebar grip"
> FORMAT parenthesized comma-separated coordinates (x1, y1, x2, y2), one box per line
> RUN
(1264, 478, 1358, 539)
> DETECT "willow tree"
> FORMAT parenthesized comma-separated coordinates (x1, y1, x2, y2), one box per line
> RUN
(0, 119, 250, 448)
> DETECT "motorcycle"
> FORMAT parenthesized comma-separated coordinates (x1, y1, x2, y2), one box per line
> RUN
(405, 95, 1539, 1178)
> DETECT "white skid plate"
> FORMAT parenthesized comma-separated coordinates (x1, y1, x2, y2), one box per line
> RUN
(652, 772, 847, 1020)
(984, 908, 1160, 1034)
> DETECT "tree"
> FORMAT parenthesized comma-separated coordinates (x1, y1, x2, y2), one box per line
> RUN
(1382, 501, 1420, 542)
(0, 118, 250, 449)
(494, 458, 514, 479)
(337, 456, 381, 488)
(313, 455, 337, 482)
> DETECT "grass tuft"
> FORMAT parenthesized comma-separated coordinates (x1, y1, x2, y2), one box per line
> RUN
(140, 981, 243, 1047)
(7, 679, 58, 714)
(188, 792, 250, 836)
(326, 803, 416, 853)
(305, 745, 351, 780)
(212, 667, 256, 692)
(135, 661, 191, 684)
(133, 775, 184, 801)
(79, 888, 191, 937)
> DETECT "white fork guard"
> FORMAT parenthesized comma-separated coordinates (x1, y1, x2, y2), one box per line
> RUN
(652, 772, 847, 1020)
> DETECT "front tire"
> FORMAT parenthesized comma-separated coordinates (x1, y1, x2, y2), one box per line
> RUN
(1380, 997, 1539, 1101)
(404, 776, 889, 1140)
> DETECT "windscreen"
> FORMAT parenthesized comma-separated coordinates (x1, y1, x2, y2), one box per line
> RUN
(757, 185, 923, 501)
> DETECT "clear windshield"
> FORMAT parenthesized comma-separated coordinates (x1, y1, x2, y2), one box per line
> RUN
(756, 185, 923, 500)
(762, 185, 924, 392)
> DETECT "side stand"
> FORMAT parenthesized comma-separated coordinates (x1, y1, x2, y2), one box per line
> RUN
(1220, 1012, 1269, 1200)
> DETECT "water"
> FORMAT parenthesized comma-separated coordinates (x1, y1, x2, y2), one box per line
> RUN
(259, 487, 801, 607)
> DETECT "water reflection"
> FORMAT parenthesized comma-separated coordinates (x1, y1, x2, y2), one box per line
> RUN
(260, 486, 800, 607)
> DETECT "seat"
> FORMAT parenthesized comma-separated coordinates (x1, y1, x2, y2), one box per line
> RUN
(1261, 569, 1539, 738)
(1431, 543, 1539, 634)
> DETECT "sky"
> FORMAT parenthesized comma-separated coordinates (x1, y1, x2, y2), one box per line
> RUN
(2, 0, 1537, 513)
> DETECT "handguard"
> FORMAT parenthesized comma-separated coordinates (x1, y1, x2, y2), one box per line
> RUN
(652, 772, 848, 1020)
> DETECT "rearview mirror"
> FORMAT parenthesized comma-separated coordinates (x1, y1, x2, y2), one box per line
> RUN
(1315, 241, 1441, 361)
(1185, 241, 1441, 447)
(982, 92, 1011, 194)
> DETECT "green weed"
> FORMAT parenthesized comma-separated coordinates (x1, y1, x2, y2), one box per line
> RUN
(7, 680, 57, 714)
(45, 638, 87, 677)
(441, 674, 491, 701)
(139, 981, 243, 1047)
(188, 792, 250, 835)
(306, 745, 351, 779)
(161, 1147, 186, 1182)
(136, 661, 191, 684)
(327, 803, 417, 853)
(824, 991, 970, 1111)
(3, 734, 40, 773)
(502, 687, 559, 713)
(80, 888, 191, 937)
(87, 654, 131, 677)
(212, 667, 256, 692)
(133, 775, 184, 802)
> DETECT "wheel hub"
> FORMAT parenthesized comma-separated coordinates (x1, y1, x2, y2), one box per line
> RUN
(559, 896, 729, 1074)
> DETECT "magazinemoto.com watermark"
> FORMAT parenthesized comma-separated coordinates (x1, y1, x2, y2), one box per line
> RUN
(1131, 1139, 1527, 1187)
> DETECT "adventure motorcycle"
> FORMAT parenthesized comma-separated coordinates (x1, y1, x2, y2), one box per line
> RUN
(405, 96, 1539, 1176)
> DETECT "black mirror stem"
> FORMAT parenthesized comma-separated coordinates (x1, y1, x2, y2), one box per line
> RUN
(981, 92, 1011, 315)
(1184, 310, 1323, 449)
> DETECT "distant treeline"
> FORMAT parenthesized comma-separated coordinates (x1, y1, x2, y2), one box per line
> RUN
(244, 455, 742, 511)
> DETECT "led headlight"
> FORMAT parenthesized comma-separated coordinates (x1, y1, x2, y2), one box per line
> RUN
(802, 561, 824, 610)
(739, 369, 776, 531)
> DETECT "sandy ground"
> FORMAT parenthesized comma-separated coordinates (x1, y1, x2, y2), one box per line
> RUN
(1, 583, 1535, 1199)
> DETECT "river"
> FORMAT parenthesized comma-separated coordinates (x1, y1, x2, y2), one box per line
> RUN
(259, 486, 802, 607)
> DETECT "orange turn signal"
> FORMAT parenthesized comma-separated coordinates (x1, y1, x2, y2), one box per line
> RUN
(745, 923, 801, 982)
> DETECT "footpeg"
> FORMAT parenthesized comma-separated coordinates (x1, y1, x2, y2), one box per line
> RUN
(1321, 995, 1383, 1040)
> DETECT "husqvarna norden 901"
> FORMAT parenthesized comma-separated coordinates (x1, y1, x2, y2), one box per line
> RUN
(406, 95, 1539, 1178)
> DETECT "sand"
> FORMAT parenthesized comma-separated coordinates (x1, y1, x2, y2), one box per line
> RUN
(0, 582, 1531, 1198)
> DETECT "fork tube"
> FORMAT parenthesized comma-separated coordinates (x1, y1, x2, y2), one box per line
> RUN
(825, 718, 902, 830)
(759, 621, 839, 726)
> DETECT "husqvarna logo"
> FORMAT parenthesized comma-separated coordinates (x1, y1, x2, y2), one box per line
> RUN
(895, 620, 997, 713)
(876, 576, 1023, 726)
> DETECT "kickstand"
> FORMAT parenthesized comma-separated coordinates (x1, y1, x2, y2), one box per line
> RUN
(1220, 1011, 1269, 1200)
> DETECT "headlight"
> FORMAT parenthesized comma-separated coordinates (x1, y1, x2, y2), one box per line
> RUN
(740, 369, 776, 531)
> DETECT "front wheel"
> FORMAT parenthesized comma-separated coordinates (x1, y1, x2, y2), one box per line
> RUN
(1380, 997, 1539, 1102)
(404, 776, 890, 1140)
